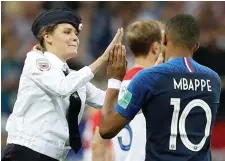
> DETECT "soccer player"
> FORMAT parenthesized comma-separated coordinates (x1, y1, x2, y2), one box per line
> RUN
(92, 20, 165, 161)
(99, 14, 222, 161)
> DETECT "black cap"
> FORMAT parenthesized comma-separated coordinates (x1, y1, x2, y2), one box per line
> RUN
(31, 8, 83, 39)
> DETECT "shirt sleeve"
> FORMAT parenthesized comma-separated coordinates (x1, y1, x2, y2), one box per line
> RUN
(118, 83, 143, 114)
(115, 72, 152, 120)
(23, 51, 94, 98)
(85, 82, 106, 109)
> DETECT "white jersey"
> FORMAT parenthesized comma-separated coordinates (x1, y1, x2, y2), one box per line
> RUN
(112, 67, 146, 161)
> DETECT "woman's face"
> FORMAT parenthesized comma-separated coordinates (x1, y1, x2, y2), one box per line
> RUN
(45, 23, 79, 59)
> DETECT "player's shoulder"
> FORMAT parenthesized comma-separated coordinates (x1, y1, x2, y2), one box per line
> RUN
(136, 63, 170, 79)
(130, 64, 166, 87)
(197, 63, 221, 84)
(123, 67, 144, 81)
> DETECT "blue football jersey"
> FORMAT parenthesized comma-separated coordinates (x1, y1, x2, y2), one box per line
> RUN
(115, 57, 221, 161)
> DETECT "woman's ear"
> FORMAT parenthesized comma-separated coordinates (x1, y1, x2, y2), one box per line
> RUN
(43, 33, 52, 45)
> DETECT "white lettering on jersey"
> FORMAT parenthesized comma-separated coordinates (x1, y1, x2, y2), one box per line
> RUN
(173, 78, 212, 92)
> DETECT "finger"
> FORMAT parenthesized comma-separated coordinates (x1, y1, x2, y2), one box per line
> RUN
(112, 45, 118, 64)
(111, 29, 121, 45)
(112, 44, 118, 64)
(126, 59, 128, 69)
(109, 48, 114, 64)
(33, 44, 40, 50)
(121, 45, 126, 66)
(117, 28, 124, 44)
(116, 44, 122, 65)
(104, 28, 122, 57)
(154, 53, 164, 66)
(111, 28, 123, 46)
(118, 44, 123, 65)
(32, 45, 37, 50)
(158, 52, 164, 63)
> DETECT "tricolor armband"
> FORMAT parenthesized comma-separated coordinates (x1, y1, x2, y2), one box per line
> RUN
(108, 79, 122, 89)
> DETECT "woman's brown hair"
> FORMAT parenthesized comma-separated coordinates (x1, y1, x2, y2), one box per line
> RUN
(34, 24, 58, 52)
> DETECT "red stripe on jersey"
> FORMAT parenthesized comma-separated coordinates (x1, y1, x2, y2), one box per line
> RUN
(184, 57, 194, 72)
(123, 67, 144, 80)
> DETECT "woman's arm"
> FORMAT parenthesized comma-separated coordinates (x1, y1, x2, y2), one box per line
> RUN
(85, 82, 106, 109)
(28, 28, 123, 98)
(24, 51, 94, 98)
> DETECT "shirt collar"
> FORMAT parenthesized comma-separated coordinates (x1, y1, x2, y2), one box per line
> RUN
(44, 51, 69, 71)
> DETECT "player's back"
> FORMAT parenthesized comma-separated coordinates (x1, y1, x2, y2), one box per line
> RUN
(140, 57, 221, 161)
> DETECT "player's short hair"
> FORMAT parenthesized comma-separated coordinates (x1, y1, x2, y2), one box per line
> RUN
(165, 14, 200, 49)
(126, 20, 162, 57)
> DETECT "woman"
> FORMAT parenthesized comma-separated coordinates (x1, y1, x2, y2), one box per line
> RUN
(1, 8, 123, 161)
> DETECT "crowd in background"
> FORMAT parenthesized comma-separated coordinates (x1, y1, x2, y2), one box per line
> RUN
(1, 1, 225, 161)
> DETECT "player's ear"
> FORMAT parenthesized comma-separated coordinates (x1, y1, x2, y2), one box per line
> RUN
(192, 42, 200, 54)
(163, 33, 167, 46)
(151, 42, 161, 55)
(151, 42, 157, 55)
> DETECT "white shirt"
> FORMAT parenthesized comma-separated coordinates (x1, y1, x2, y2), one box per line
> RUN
(6, 50, 106, 161)
(113, 69, 146, 161)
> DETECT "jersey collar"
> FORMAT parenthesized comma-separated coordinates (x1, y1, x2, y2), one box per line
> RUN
(44, 51, 69, 71)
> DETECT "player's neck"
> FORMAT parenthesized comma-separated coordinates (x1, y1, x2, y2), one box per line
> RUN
(134, 56, 155, 68)
(166, 44, 193, 62)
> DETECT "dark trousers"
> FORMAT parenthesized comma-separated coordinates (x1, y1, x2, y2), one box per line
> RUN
(1, 144, 58, 161)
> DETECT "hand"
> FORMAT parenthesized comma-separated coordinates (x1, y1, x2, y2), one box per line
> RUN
(154, 43, 166, 66)
(107, 44, 127, 81)
(154, 53, 164, 66)
(100, 28, 124, 62)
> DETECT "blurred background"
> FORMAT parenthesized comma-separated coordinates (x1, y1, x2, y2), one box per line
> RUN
(1, 1, 225, 161)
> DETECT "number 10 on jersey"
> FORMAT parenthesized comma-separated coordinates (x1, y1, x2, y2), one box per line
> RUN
(169, 98, 212, 151)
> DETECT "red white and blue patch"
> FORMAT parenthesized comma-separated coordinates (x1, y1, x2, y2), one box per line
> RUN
(36, 58, 51, 71)
(184, 57, 194, 72)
